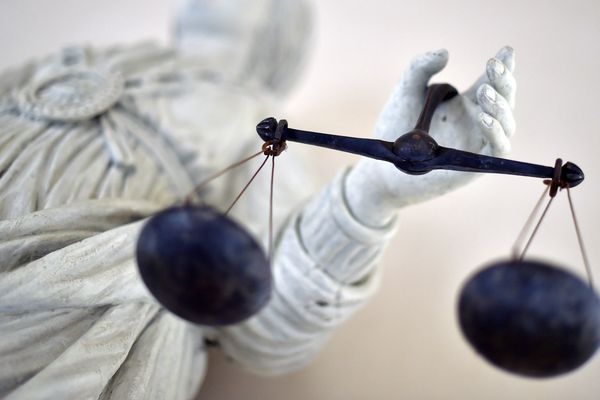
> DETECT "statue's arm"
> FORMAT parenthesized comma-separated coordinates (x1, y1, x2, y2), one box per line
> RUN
(0, 200, 206, 400)
(213, 164, 395, 375)
(0, 200, 158, 313)
(213, 47, 516, 375)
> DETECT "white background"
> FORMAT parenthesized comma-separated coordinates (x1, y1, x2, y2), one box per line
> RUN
(1, 1, 599, 399)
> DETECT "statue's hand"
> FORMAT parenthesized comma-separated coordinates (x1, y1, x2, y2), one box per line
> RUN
(345, 47, 516, 225)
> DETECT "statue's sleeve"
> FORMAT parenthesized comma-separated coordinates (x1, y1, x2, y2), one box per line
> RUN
(216, 167, 397, 375)
(0, 201, 207, 400)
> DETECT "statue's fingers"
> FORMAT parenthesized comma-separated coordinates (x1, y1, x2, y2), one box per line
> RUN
(464, 46, 515, 104)
(465, 74, 486, 104)
(477, 84, 516, 138)
(495, 46, 515, 73)
(479, 112, 511, 155)
(486, 58, 516, 108)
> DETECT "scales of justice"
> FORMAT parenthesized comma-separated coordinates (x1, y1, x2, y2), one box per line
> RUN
(0, 1, 598, 399)
(138, 82, 597, 380)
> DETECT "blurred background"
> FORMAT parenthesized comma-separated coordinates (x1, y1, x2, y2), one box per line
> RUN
(1, 0, 599, 399)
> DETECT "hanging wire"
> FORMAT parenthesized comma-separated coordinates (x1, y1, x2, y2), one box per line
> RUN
(566, 187, 594, 289)
(224, 155, 270, 216)
(512, 185, 550, 259)
(268, 155, 275, 264)
(184, 149, 265, 204)
(179, 126, 283, 263)
(518, 195, 555, 261)
(510, 173, 594, 290)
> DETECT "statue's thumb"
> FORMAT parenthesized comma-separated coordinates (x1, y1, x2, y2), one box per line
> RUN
(400, 49, 449, 98)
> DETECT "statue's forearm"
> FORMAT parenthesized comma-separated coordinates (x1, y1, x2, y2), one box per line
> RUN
(0, 200, 160, 313)
(216, 169, 396, 375)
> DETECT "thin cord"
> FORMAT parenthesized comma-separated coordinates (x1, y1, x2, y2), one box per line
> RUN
(566, 187, 594, 289)
(224, 155, 270, 216)
(184, 149, 264, 204)
(519, 195, 555, 260)
(512, 185, 550, 259)
(268, 156, 275, 264)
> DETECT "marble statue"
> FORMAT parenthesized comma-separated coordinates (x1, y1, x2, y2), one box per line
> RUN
(0, 0, 516, 398)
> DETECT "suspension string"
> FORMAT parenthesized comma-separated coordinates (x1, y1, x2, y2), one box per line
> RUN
(512, 185, 550, 259)
(519, 194, 555, 261)
(184, 149, 264, 204)
(566, 187, 594, 289)
(224, 155, 270, 216)
(268, 156, 275, 264)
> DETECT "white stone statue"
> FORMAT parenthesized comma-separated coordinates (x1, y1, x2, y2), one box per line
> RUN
(0, 0, 516, 398)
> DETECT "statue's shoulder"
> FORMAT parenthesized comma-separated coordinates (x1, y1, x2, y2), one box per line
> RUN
(0, 43, 200, 218)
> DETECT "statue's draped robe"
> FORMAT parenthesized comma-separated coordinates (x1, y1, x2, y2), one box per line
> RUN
(0, 43, 394, 399)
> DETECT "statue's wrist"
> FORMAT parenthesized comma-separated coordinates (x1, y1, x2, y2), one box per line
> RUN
(297, 168, 397, 284)
(343, 162, 398, 228)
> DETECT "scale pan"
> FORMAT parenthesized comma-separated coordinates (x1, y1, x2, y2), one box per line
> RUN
(458, 259, 600, 377)
(136, 205, 272, 326)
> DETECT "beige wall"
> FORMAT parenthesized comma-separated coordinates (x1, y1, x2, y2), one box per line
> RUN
(1, 1, 599, 399)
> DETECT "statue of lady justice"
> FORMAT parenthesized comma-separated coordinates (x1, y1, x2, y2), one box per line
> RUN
(0, 0, 516, 398)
